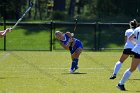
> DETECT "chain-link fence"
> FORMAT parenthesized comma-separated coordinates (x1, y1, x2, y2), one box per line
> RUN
(0, 22, 129, 51)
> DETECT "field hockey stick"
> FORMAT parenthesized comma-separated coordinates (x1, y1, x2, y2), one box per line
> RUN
(73, 18, 78, 32)
(11, 2, 33, 29)
(70, 19, 78, 37)
(68, 19, 77, 37)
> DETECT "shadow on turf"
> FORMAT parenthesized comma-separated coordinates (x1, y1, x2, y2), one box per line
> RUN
(117, 89, 140, 92)
(0, 77, 19, 79)
(127, 90, 140, 93)
(0, 77, 6, 79)
(129, 79, 140, 80)
(62, 72, 87, 75)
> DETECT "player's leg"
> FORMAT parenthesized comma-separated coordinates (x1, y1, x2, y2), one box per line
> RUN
(70, 48, 82, 73)
(137, 63, 140, 72)
(117, 54, 140, 91)
(110, 53, 129, 79)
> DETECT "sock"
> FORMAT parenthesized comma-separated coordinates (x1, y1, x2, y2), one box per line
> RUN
(75, 59, 79, 68)
(113, 61, 122, 75)
(138, 64, 140, 72)
(71, 58, 78, 70)
(119, 69, 132, 85)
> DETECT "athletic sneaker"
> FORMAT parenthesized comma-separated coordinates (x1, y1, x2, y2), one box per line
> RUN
(70, 66, 79, 73)
(110, 74, 116, 79)
(70, 69, 75, 73)
(75, 66, 79, 71)
(116, 84, 126, 91)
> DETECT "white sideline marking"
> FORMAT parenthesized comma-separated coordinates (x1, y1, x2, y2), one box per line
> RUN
(47, 68, 105, 70)
(0, 53, 10, 62)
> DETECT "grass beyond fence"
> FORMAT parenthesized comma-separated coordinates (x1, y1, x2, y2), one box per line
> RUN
(0, 22, 129, 51)
(0, 26, 51, 50)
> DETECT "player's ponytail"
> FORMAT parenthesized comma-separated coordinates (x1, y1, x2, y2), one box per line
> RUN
(129, 19, 138, 29)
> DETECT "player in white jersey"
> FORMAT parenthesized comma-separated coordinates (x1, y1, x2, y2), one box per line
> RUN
(0, 28, 12, 38)
(117, 25, 140, 91)
(110, 19, 139, 79)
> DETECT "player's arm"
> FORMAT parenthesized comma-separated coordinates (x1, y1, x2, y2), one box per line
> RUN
(124, 36, 127, 43)
(0, 28, 12, 38)
(124, 30, 128, 43)
(66, 32, 74, 38)
(60, 42, 69, 50)
(129, 34, 136, 45)
(65, 31, 74, 46)
(0, 30, 7, 38)
(59, 38, 73, 50)
(59, 32, 74, 50)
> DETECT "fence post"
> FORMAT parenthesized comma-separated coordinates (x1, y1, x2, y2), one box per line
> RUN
(53, 21, 56, 50)
(94, 22, 97, 51)
(50, 21, 53, 51)
(98, 22, 101, 51)
(95, 22, 100, 51)
(3, 3, 6, 51)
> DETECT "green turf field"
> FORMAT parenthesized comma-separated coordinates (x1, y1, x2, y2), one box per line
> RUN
(0, 51, 140, 93)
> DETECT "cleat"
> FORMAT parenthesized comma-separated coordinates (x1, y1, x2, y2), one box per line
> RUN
(70, 69, 75, 73)
(75, 66, 79, 71)
(110, 74, 116, 79)
(70, 66, 79, 73)
(116, 84, 126, 91)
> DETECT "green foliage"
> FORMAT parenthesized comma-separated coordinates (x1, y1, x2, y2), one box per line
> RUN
(96, 0, 140, 21)
(1, 0, 140, 22)
(52, 11, 66, 20)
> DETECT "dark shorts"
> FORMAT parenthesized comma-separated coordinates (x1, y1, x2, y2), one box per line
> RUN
(132, 51, 140, 59)
(123, 49, 133, 55)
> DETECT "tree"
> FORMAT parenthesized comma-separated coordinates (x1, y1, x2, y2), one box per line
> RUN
(53, 0, 66, 11)
(68, 0, 76, 16)
(34, 0, 48, 20)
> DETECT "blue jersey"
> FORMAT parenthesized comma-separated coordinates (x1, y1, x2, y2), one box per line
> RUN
(60, 34, 83, 54)
(60, 34, 71, 46)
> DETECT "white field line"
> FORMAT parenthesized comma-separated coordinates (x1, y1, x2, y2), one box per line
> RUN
(0, 53, 10, 62)
(0, 66, 131, 70)
(43, 67, 135, 70)
(0, 67, 105, 72)
(47, 67, 105, 70)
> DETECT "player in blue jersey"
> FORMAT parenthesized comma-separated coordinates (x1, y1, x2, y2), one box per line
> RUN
(55, 31, 83, 73)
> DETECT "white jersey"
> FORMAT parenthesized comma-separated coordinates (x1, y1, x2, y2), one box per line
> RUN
(124, 28, 135, 49)
(132, 26, 140, 54)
